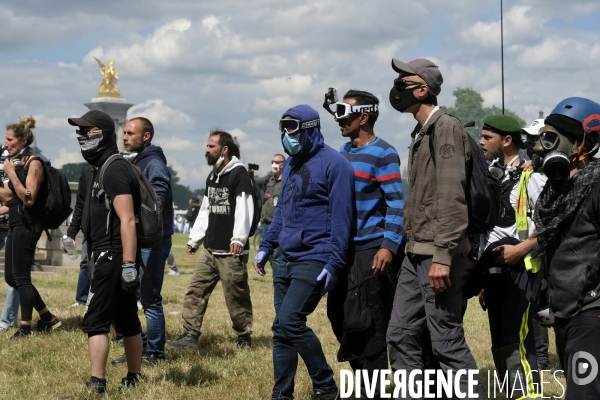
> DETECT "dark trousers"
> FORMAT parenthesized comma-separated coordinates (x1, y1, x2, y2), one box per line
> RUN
(327, 247, 396, 399)
(271, 260, 336, 400)
(554, 308, 600, 400)
(486, 268, 540, 396)
(386, 254, 482, 399)
(4, 226, 45, 322)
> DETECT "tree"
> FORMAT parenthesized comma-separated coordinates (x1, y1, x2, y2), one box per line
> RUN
(168, 166, 205, 210)
(447, 88, 526, 140)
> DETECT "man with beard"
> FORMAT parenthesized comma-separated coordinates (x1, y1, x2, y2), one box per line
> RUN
(68, 110, 143, 394)
(477, 115, 546, 397)
(167, 129, 254, 350)
(385, 58, 482, 398)
(248, 153, 285, 276)
(532, 97, 600, 399)
(110, 117, 173, 366)
(326, 89, 403, 399)
(254, 104, 353, 400)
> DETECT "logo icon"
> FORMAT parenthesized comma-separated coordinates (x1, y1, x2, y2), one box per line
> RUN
(572, 351, 599, 386)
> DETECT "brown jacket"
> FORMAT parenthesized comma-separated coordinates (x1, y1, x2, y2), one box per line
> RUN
(404, 107, 471, 265)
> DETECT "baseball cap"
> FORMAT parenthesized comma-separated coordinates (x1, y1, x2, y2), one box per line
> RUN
(521, 118, 545, 136)
(391, 58, 443, 95)
(68, 110, 115, 131)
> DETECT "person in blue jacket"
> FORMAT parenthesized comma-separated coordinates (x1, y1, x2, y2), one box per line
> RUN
(254, 104, 354, 400)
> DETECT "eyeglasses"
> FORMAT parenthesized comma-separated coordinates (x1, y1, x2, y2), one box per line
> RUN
(334, 102, 379, 120)
(271, 160, 285, 164)
(279, 118, 320, 135)
(393, 78, 426, 90)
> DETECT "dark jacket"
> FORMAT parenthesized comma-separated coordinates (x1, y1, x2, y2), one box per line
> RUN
(405, 107, 471, 265)
(67, 164, 96, 241)
(254, 174, 282, 223)
(133, 145, 174, 237)
(259, 104, 354, 276)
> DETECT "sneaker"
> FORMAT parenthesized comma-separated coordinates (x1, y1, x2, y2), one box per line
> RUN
(85, 376, 107, 395)
(11, 327, 34, 339)
(142, 353, 165, 367)
(137, 301, 143, 310)
(554, 369, 565, 378)
(0, 325, 10, 331)
(36, 315, 62, 332)
(168, 268, 180, 276)
(165, 331, 199, 350)
(119, 373, 142, 390)
(237, 334, 252, 350)
(312, 388, 339, 400)
(537, 358, 552, 371)
(68, 302, 84, 308)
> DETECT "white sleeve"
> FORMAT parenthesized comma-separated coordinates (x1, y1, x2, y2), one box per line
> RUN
(187, 196, 209, 249)
(231, 192, 254, 246)
(528, 173, 548, 209)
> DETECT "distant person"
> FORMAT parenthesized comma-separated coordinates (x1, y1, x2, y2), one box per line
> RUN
(0, 202, 20, 331)
(254, 104, 354, 400)
(248, 153, 285, 275)
(185, 198, 201, 228)
(0, 116, 61, 338)
(167, 129, 254, 350)
(68, 110, 143, 394)
(166, 250, 180, 276)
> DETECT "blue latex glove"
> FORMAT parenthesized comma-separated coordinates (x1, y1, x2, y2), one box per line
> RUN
(254, 251, 268, 276)
(316, 267, 337, 297)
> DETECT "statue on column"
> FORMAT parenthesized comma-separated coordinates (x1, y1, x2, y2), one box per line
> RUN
(94, 57, 121, 97)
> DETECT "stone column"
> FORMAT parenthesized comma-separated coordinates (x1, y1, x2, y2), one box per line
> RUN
(84, 96, 134, 153)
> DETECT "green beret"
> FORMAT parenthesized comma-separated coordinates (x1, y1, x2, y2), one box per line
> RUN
(482, 115, 522, 135)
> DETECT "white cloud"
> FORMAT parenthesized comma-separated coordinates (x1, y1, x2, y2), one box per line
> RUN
(126, 99, 195, 129)
(52, 148, 82, 169)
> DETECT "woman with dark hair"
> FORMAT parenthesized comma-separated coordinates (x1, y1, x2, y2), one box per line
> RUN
(0, 115, 61, 338)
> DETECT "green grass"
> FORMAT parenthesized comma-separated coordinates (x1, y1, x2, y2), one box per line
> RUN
(0, 233, 566, 399)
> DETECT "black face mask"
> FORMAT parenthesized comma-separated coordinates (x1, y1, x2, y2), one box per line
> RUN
(389, 86, 422, 113)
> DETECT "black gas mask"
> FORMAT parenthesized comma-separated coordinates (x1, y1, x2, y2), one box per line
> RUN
(538, 125, 578, 182)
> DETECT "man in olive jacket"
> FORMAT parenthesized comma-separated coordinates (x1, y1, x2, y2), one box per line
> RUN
(386, 58, 482, 399)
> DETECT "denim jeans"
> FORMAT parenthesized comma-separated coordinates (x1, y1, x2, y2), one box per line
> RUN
(271, 260, 337, 399)
(139, 235, 171, 358)
(0, 285, 20, 329)
(75, 241, 90, 304)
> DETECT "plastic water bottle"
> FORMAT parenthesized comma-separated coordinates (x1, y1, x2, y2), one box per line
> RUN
(62, 235, 78, 260)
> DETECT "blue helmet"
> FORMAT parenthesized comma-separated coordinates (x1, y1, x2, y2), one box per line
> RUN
(550, 97, 600, 134)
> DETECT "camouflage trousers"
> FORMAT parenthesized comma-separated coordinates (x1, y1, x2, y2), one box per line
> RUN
(182, 248, 253, 337)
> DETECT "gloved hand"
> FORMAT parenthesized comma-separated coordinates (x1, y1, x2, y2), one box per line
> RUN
(253, 251, 268, 276)
(316, 267, 337, 297)
(121, 262, 139, 294)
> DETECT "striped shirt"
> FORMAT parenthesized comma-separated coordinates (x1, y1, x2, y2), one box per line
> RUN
(340, 137, 404, 253)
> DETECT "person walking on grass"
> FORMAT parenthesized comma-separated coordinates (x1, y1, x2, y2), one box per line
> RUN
(254, 104, 354, 400)
(0, 116, 61, 339)
(68, 110, 143, 394)
(167, 129, 254, 351)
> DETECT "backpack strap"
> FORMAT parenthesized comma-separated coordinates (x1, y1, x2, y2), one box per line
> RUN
(97, 154, 125, 234)
(587, 176, 600, 238)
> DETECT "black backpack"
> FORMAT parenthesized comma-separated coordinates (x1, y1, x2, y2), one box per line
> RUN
(27, 157, 73, 240)
(97, 154, 163, 248)
(428, 117, 501, 234)
(249, 178, 263, 237)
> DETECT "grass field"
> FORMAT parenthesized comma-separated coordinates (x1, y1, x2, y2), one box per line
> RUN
(0, 233, 567, 399)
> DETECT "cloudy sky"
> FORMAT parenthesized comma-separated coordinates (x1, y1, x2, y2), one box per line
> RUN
(1, 0, 599, 188)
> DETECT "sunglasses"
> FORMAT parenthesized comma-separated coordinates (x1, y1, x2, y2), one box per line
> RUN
(393, 78, 426, 90)
(334, 102, 379, 120)
(279, 118, 320, 135)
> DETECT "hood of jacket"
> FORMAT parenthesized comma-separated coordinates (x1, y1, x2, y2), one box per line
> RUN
(136, 144, 167, 165)
(209, 155, 245, 183)
(281, 104, 324, 162)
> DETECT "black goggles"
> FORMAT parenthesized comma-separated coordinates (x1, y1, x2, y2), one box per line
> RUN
(279, 118, 320, 135)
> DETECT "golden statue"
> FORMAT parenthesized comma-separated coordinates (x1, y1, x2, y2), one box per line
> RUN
(94, 57, 121, 97)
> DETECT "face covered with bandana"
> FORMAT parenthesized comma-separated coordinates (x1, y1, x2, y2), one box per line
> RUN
(68, 110, 118, 167)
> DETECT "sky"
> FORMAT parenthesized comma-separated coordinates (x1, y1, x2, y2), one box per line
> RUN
(1, 0, 599, 189)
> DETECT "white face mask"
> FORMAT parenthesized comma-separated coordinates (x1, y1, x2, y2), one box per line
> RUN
(77, 130, 103, 152)
(271, 163, 281, 173)
(214, 152, 225, 169)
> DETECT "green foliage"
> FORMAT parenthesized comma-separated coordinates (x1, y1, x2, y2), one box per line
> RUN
(168, 166, 205, 210)
(447, 87, 527, 140)
(59, 162, 88, 182)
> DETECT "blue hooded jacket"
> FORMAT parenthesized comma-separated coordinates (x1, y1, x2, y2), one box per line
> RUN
(259, 104, 354, 275)
(134, 144, 174, 237)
